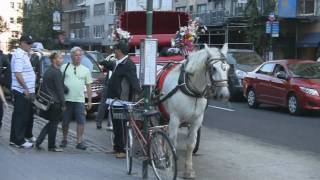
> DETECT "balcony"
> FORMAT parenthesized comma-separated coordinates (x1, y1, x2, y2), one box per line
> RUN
(190, 8, 247, 26)
(191, 10, 226, 26)
(63, 0, 86, 13)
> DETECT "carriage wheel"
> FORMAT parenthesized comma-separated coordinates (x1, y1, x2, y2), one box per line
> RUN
(193, 127, 201, 154)
(126, 126, 133, 175)
(149, 130, 177, 180)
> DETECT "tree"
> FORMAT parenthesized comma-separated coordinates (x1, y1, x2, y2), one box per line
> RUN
(22, 0, 61, 49)
(0, 16, 8, 33)
(244, 0, 277, 55)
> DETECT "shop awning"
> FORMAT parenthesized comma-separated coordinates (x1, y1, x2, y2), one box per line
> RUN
(297, 33, 320, 48)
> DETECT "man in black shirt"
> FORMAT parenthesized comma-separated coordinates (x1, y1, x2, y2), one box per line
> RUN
(106, 40, 141, 158)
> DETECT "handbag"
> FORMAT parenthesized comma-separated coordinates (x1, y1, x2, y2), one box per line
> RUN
(33, 78, 53, 111)
(63, 63, 70, 94)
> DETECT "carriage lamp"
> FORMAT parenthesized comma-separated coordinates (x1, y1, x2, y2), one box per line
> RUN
(299, 87, 319, 96)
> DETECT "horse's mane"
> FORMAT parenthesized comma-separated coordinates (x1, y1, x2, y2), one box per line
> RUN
(185, 47, 221, 74)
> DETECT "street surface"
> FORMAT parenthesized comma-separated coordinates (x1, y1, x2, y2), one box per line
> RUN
(0, 101, 319, 180)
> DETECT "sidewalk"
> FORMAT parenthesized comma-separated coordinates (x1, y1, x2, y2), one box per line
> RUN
(1, 105, 320, 180)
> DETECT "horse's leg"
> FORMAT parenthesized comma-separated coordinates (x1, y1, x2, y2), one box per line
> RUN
(168, 114, 180, 147)
(184, 115, 202, 179)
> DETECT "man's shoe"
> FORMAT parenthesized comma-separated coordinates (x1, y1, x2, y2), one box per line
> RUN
(76, 142, 87, 150)
(48, 147, 63, 152)
(105, 125, 113, 131)
(35, 144, 44, 151)
(20, 141, 33, 149)
(25, 137, 36, 142)
(59, 140, 68, 148)
(96, 125, 102, 129)
(115, 152, 126, 159)
(9, 142, 19, 148)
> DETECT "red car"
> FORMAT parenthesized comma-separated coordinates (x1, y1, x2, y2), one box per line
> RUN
(243, 60, 320, 115)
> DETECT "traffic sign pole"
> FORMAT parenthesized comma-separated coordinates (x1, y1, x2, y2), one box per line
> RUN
(142, 0, 153, 179)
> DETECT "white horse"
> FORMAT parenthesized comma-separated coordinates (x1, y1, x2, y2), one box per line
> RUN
(158, 45, 230, 179)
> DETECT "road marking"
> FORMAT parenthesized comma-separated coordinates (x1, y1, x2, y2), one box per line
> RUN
(208, 105, 235, 112)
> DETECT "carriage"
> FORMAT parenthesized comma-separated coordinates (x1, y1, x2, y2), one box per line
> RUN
(111, 11, 230, 179)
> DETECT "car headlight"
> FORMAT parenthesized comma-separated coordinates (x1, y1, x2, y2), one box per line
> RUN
(299, 87, 319, 96)
(235, 69, 247, 79)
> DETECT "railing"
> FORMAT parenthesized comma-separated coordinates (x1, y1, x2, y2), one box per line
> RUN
(63, 0, 86, 12)
(190, 8, 247, 26)
(191, 10, 226, 26)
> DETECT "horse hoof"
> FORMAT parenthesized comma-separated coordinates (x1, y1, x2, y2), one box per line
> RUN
(183, 171, 196, 179)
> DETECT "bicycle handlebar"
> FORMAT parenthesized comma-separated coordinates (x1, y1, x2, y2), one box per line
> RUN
(106, 98, 144, 109)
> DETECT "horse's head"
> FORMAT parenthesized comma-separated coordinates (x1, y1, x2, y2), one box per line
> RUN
(204, 44, 230, 101)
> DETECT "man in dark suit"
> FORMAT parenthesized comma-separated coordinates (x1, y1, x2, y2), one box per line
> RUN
(105, 40, 141, 158)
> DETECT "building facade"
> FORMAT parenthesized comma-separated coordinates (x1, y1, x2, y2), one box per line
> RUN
(0, 0, 24, 53)
(62, 0, 124, 51)
(173, 0, 320, 60)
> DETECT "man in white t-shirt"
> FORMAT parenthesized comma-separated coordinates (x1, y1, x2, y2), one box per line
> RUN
(9, 35, 36, 148)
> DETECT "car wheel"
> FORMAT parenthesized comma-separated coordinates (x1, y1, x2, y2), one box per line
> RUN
(287, 94, 301, 115)
(247, 88, 259, 108)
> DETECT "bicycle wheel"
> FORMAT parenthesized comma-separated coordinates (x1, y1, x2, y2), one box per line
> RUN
(126, 126, 133, 175)
(149, 130, 177, 180)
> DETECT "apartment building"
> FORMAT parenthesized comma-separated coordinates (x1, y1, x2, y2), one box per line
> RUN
(0, 0, 24, 53)
(174, 0, 320, 60)
(62, 0, 124, 51)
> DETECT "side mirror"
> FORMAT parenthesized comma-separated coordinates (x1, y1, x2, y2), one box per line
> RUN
(276, 71, 287, 80)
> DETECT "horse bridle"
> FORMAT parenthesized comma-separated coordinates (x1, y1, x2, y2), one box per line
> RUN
(206, 58, 229, 89)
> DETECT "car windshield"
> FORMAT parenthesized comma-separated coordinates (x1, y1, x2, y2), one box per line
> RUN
(228, 51, 264, 65)
(288, 63, 320, 79)
(63, 54, 101, 73)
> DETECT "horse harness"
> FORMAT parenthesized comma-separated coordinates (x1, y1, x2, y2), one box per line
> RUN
(154, 58, 228, 105)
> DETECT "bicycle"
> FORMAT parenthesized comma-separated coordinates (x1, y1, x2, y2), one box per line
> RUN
(108, 98, 177, 180)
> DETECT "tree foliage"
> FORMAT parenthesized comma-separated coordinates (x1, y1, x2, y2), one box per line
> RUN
(22, 0, 61, 48)
(244, 0, 277, 54)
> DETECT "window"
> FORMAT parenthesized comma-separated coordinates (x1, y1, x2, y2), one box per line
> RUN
(189, 6, 193, 12)
(10, 17, 14, 23)
(176, 6, 186, 12)
(108, 2, 115, 15)
(94, 3, 105, 16)
(81, 12, 86, 23)
(257, 63, 275, 75)
(75, 13, 80, 23)
(197, 4, 207, 13)
(83, 27, 90, 39)
(86, 6, 90, 18)
(10, 2, 14, 8)
(93, 25, 105, 38)
(298, 0, 315, 15)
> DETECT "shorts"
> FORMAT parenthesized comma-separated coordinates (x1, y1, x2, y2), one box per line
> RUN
(63, 101, 86, 125)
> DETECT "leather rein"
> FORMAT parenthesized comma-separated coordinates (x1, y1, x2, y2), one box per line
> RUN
(156, 57, 228, 104)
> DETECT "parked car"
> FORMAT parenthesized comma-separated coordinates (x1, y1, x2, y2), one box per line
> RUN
(85, 51, 107, 63)
(243, 60, 320, 115)
(29, 49, 105, 115)
(226, 49, 264, 99)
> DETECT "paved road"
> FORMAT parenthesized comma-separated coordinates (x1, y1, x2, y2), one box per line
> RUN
(205, 99, 320, 153)
(1, 103, 320, 180)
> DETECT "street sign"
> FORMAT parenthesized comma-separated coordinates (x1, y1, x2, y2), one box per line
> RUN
(53, 11, 61, 31)
(139, 39, 158, 85)
(266, 21, 279, 37)
(272, 21, 279, 37)
(266, 21, 271, 33)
